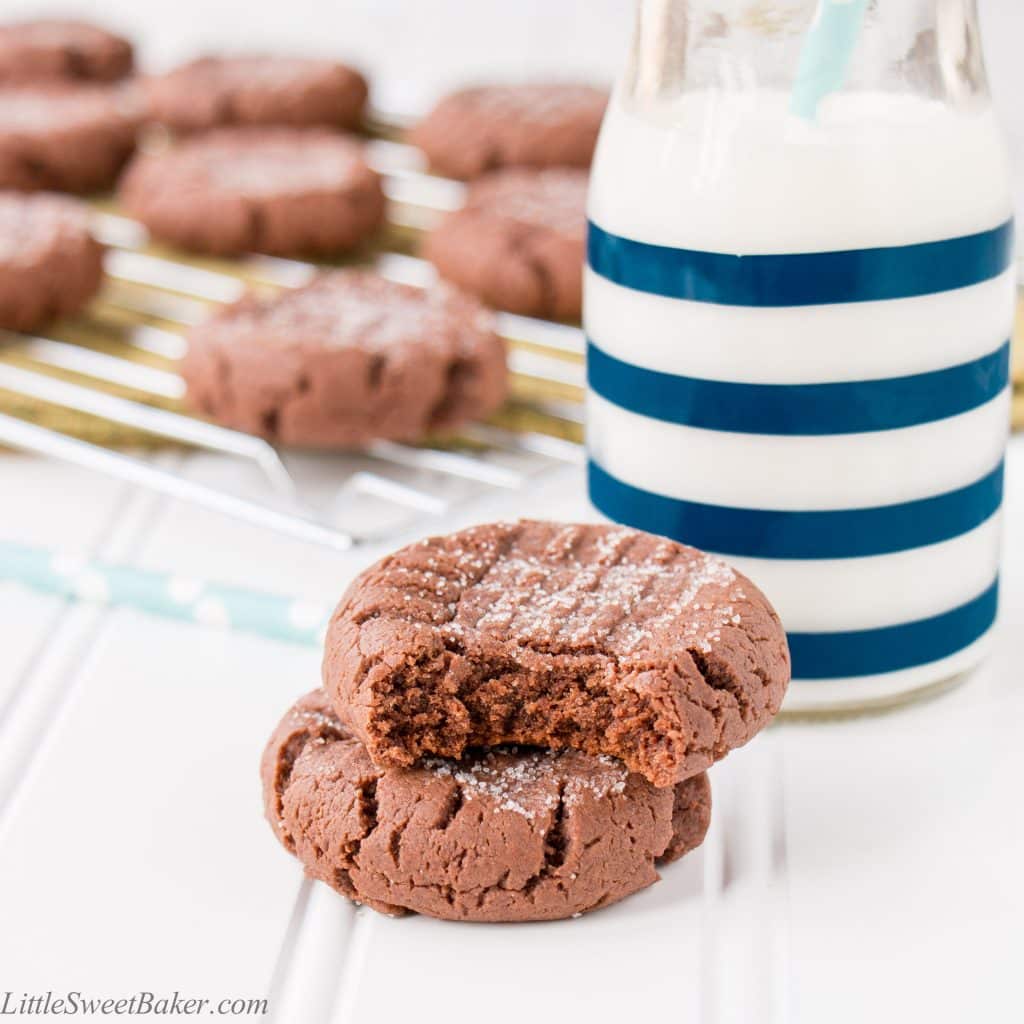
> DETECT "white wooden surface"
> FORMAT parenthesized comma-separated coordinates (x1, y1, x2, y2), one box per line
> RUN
(0, 439, 1022, 1023)
(0, 1, 1023, 1019)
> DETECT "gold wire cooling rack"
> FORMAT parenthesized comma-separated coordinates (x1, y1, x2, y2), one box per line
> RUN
(0, 124, 593, 549)
(0, 118, 1021, 550)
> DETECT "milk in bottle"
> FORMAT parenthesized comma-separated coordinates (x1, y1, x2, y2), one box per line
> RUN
(586, 0, 1015, 710)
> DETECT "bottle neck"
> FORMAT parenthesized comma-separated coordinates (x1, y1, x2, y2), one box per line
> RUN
(622, 0, 989, 108)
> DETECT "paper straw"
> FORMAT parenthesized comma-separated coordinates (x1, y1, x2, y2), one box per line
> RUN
(790, 0, 869, 120)
(0, 539, 331, 647)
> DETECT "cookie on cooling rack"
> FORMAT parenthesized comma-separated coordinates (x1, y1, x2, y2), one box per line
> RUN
(182, 270, 507, 448)
(0, 85, 137, 193)
(0, 191, 104, 330)
(0, 19, 133, 84)
(144, 55, 367, 133)
(410, 83, 607, 180)
(118, 128, 385, 256)
(424, 168, 586, 319)
(262, 689, 712, 922)
(323, 520, 790, 788)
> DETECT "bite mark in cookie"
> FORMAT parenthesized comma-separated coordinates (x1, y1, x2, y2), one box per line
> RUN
(323, 520, 790, 787)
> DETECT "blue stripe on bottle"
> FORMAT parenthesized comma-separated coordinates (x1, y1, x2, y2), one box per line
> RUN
(587, 459, 1004, 559)
(587, 339, 1011, 435)
(788, 580, 998, 679)
(586, 218, 1015, 307)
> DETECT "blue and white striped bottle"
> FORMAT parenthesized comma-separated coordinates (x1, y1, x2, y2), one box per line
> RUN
(586, 0, 1015, 710)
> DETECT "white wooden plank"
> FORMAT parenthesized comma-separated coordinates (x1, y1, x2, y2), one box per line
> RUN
(783, 676, 1024, 1024)
(267, 883, 357, 1024)
(1, 455, 127, 543)
(705, 737, 792, 1024)
(0, 456, 137, 713)
(0, 588, 62, 713)
(783, 448, 1024, 1024)
(0, 613, 310, 998)
(331, 827, 707, 1023)
(0, 459, 176, 817)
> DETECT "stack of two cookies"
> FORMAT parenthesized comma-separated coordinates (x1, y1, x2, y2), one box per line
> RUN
(261, 520, 790, 922)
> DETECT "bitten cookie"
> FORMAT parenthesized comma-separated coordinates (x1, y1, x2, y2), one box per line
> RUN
(424, 168, 586, 319)
(410, 83, 607, 179)
(0, 20, 133, 84)
(182, 270, 507, 448)
(262, 690, 712, 922)
(118, 129, 385, 256)
(0, 191, 104, 330)
(323, 520, 790, 788)
(144, 56, 367, 133)
(0, 85, 137, 192)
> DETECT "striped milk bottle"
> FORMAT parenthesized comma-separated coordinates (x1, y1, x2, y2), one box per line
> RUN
(586, 0, 1015, 710)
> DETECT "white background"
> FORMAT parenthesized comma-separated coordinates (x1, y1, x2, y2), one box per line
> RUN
(0, 3, 1023, 1023)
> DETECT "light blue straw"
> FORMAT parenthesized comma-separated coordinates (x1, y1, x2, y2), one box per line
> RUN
(0, 539, 332, 647)
(790, 0, 870, 120)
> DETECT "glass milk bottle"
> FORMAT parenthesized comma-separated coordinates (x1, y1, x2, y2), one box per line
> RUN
(585, 0, 1015, 711)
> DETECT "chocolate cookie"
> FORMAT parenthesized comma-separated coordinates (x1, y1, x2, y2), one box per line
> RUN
(0, 85, 137, 192)
(182, 270, 507, 448)
(324, 520, 790, 788)
(262, 690, 712, 922)
(0, 20, 133, 84)
(424, 168, 586, 319)
(118, 129, 384, 256)
(0, 191, 104, 330)
(410, 83, 607, 180)
(144, 56, 367, 133)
